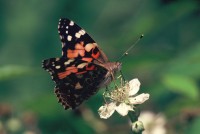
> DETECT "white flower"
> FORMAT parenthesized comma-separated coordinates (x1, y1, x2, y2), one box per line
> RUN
(98, 102, 116, 119)
(129, 78, 140, 96)
(129, 93, 150, 104)
(115, 103, 133, 116)
(139, 111, 167, 134)
(98, 78, 150, 119)
(6, 118, 22, 132)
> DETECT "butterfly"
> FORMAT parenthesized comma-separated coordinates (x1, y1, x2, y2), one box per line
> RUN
(42, 18, 121, 110)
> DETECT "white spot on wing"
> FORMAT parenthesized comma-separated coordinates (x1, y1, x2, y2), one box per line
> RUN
(77, 63, 88, 68)
(66, 26, 69, 29)
(61, 43, 64, 47)
(64, 59, 74, 65)
(85, 43, 95, 52)
(69, 21, 74, 26)
(67, 35, 72, 41)
(66, 31, 68, 34)
(74, 30, 85, 39)
(79, 30, 85, 35)
(52, 62, 55, 66)
(75, 33, 81, 38)
(75, 82, 83, 89)
(55, 65, 61, 69)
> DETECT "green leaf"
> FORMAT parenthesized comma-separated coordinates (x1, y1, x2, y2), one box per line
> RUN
(0, 65, 31, 80)
(162, 74, 198, 100)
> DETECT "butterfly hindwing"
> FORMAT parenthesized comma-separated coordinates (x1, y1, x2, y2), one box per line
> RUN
(54, 66, 107, 109)
(42, 58, 108, 109)
(58, 18, 108, 63)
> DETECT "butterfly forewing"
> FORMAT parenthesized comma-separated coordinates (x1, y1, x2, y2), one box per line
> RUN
(58, 18, 108, 63)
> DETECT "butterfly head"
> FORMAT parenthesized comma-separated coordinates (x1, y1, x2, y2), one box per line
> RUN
(114, 62, 122, 73)
(104, 62, 122, 74)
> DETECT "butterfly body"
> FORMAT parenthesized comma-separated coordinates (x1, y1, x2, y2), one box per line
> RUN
(42, 18, 121, 109)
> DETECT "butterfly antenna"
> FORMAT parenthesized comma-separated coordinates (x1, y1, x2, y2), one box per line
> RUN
(116, 34, 144, 62)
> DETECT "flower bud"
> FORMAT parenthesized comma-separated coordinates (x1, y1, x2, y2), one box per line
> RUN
(132, 121, 144, 133)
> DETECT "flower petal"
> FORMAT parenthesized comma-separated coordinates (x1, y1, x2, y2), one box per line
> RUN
(129, 93, 150, 104)
(115, 103, 133, 116)
(129, 78, 141, 96)
(98, 102, 116, 119)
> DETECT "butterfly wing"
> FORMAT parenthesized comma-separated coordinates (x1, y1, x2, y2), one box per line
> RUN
(58, 18, 108, 63)
(42, 58, 108, 109)
(42, 18, 113, 109)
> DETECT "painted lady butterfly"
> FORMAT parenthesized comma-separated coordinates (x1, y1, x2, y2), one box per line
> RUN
(42, 18, 121, 110)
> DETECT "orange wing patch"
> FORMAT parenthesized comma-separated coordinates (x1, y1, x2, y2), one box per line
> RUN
(58, 64, 96, 79)
(67, 42, 100, 61)
(67, 42, 85, 58)
(92, 51, 100, 59)
(86, 65, 95, 71)
(58, 66, 78, 79)
(82, 57, 93, 62)
(84, 43, 100, 60)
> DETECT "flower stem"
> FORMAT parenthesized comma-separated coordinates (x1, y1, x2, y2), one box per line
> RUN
(128, 111, 137, 122)
(128, 109, 143, 134)
(128, 108, 140, 122)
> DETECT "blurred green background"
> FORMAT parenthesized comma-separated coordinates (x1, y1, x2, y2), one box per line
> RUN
(0, 0, 200, 134)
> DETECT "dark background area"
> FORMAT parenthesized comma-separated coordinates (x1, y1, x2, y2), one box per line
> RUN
(0, 0, 200, 134)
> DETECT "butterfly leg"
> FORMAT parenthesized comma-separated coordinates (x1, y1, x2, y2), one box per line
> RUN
(119, 70, 126, 86)
(103, 86, 109, 103)
(119, 70, 125, 81)
(110, 72, 120, 89)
